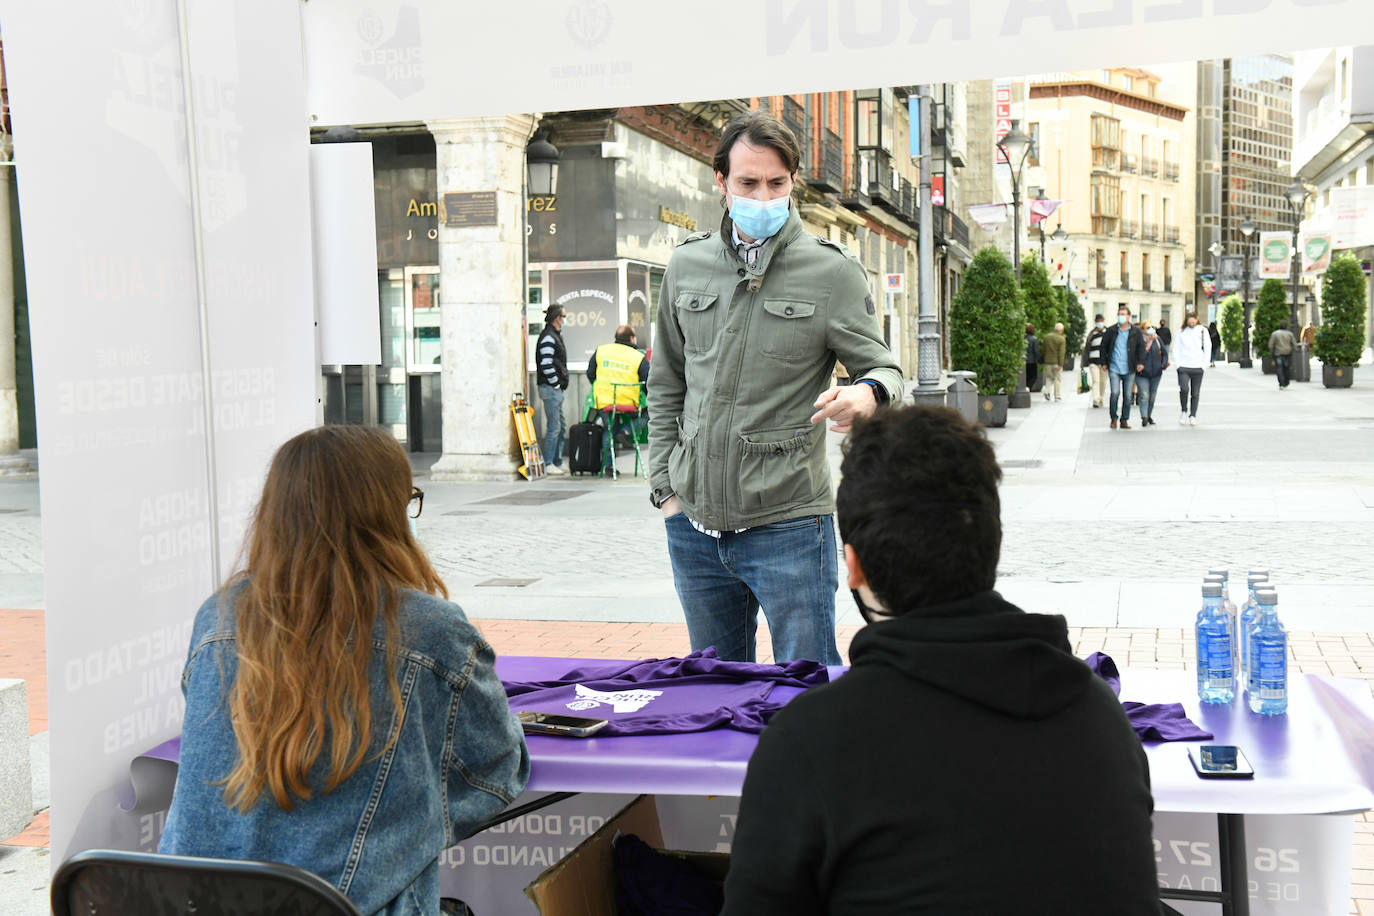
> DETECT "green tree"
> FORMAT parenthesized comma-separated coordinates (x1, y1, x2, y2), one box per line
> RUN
(1019, 256, 1065, 347)
(950, 247, 1025, 394)
(1219, 294, 1244, 355)
(1061, 286, 1086, 362)
(1314, 253, 1369, 366)
(1252, 278, 1289, 359)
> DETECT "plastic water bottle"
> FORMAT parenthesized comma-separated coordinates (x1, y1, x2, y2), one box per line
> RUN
(1238, 570, 1269, 684)
(1205, 571, 1238, 670)
(1247, 587, 1288, 716)
(1196, 582, 1235, 704)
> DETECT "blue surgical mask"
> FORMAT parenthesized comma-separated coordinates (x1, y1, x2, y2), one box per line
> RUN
(1118, 315, 1129, 325)
(729, 194, 790, 241)
(1095, 321, 1105, 329)
(409, 516, 418, 540)
(1145, 327, 1156, 337)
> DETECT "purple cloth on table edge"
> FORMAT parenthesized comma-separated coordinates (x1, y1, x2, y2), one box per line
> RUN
(502, 647, 829, 736)
(1086, 651, 1213, 741)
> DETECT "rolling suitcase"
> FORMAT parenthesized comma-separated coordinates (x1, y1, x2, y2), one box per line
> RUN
(567, 422, 604, 475)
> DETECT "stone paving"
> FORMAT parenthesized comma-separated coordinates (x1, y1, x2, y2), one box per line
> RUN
(3, 361, 1374, 913)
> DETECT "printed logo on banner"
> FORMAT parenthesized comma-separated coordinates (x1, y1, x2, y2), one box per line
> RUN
(565, 0, 613, 49)
(107, 4, 247, 230)
(567, 684, 662, 713)
(354, 5, 424, 99)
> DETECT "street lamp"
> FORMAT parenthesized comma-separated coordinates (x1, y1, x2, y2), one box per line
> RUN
(1207, 241, 1223, 329)
(1051, 225, 1070, 295)
(996, 120, 1032, 281)
(1239, 216, 1255, 368)
(525, 130, 561, 196)
(1285, 180, 1308, 331)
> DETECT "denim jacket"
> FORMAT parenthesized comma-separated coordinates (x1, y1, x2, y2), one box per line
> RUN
(159, 583, 530, 916)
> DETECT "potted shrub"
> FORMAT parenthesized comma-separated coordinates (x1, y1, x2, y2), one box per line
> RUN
(1019, 256, 1064, 390)
(1219, 294, 1244, 362)
(1061, 286, 1086, 370)
(1314, 253, 1368, 389)
(951, 247, 1024, 427)
(1252, 278, 1288, 374)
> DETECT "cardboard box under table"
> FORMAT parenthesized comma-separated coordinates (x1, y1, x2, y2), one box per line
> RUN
(524, 794, 728, 916)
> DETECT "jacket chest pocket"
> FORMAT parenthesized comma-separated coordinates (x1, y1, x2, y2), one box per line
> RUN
(759, 299, 819, 361)
(675, 291, 720, 354)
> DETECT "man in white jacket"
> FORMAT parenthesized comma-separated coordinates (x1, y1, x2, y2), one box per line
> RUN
(1174, 312, 1212, 425)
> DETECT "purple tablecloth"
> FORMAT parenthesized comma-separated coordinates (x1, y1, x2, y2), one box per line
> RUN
(132, 657, 1374, 817)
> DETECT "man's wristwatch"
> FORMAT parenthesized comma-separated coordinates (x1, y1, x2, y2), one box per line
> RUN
(857, 378, 889, 407)
(650, 489, 675, 510)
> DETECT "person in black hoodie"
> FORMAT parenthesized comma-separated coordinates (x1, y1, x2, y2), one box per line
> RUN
(721, 405, 1160, 916)
(535, 305, 570, 474)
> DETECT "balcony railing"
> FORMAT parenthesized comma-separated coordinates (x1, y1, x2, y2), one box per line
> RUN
(862, 149, 898, 211)
(1120, 220, 1139, 239)
(1143, 275, 1153, 292)
(1142, 222, 1160, 240)
(951, 213, 969, 248)
(900, 177, 918, 226)
(1164, 161, 1180, 182)
(808, 128, 844, 193)
(1121, 155, 1139, 174)
(1096, 269, 1107, 288)
(1121, 274, 1131, 291)
(1164, 276, 1174, 292)
(1165, 225, 1180, 244)
(1142, 157, 1160, 177)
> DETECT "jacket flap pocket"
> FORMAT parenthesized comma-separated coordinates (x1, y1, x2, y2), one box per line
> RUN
(763, 299, 815, 320)
(739, 425, 814, 455)
(675, 292, 718, 313)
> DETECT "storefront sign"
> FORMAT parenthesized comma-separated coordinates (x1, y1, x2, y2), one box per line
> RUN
(1259, 232, 1292, 280)
(441, 191, 498, 227)
(548, 267, 620, 363)
(658, 205, 698, 231)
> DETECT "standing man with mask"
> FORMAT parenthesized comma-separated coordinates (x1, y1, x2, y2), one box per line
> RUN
(647, 110, 903, 665)
(1082, 314, 1109, 408)
(1100, 305, 1144, 430)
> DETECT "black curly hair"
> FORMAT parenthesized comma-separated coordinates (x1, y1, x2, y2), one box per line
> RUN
(837, 405, 1002, 614)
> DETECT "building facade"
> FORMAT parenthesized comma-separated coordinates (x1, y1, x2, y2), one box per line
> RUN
(1293, 45, 1374, 344)
(1196, 55, 1295, 326)
(1023, 66, 1197, 333)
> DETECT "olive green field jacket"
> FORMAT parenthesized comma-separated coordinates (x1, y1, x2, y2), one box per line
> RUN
(647, 208, 904, 531)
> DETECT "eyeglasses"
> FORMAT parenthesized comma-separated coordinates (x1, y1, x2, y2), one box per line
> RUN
(408, 487, 424, 519)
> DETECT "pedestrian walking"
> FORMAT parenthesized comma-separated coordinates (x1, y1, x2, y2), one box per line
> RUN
(1100, 305, 1144, 430)
(1136, 321, 1169, 426)
(1083, 315, 1108, 408)
(1207, 321, 1222, 368)
(1175, 312, 1212, 426)
(1041, 322, 1066, 401)
(1268, 320, 1297, 389)
(1025, 323, 1042, 393)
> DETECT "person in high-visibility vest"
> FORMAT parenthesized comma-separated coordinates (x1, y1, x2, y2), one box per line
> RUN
(588, 325, 649, 410)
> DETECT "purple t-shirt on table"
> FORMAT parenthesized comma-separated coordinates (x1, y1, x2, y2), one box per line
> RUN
(502, 648, 830, 736)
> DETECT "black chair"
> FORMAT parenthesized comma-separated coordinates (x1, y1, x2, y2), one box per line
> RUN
(51, 848, 363, 916)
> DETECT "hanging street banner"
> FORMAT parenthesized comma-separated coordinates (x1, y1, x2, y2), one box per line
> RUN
(1301, 231, 1333, 276)
(1259, 232, 1293, 280)
(1330, 186, 1374, 250)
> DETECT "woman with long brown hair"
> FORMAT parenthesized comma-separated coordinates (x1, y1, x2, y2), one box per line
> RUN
(160, 426, 529, 916)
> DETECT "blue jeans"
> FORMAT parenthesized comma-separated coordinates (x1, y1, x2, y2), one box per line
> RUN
(1108, 369, 1136, 421)
(664, 512, 840, 665)
(537, 385, 566, 466)
(1137, 374, 1161, 420)
(1274, 354, 1291, 387)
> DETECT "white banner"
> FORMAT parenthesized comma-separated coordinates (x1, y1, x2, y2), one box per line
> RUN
(1302, 230, 1334, 275)
(301, 0, 1374, 127)
(1, 0, 316, 862)
(1331, 185, 1374, 250)
(1260, 231, 1293, 279)
(311, 144, 384, 366)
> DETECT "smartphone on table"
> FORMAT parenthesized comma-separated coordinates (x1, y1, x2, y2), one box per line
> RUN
(517, 711, 609, 738)
(1188, 745, 1255, 779)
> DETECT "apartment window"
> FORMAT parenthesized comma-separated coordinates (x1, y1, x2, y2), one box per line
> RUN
(1120, 250, 1129, 288)
(1163, 254, 1171, 292)
(1091, 114, 1121, 150)
(1141, 253, 1151, 291)
(1091, 174, 1121, 218)
(1029, 122, 1041, 166)
(1124, 75, 1134, 91)
(1341, 57, 1349, 102)
(1095, 250, 1107, 288)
